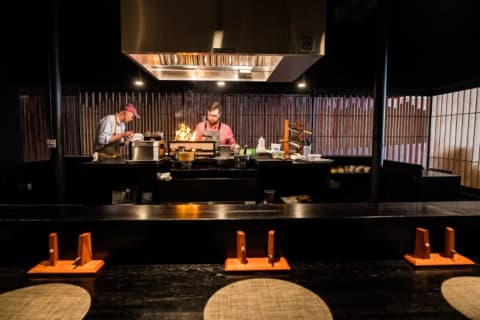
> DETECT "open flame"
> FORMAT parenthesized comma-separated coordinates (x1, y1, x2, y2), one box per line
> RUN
(175, 123, 192, 141)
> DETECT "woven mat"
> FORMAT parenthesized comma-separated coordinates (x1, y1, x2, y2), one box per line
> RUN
(0, 283, 91, 320)
(441, 276, 480, 320)
(204, 278, 333, 320)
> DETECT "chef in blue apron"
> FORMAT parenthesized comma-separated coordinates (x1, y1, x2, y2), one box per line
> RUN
(95, 103, 140, 158)
(191, 102, 236, 145)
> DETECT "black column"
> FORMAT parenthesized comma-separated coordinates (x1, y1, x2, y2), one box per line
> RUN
(370, 0, 390, 202)
(50, 0, 65, 203)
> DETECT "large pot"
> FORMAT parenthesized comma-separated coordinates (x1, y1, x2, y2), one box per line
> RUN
(129, 140, 166, 161)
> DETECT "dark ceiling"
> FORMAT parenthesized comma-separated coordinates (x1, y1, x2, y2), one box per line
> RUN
(4, 0, 480, 93)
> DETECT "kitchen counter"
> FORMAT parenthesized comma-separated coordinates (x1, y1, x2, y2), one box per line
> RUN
(79, 157, 333, 204)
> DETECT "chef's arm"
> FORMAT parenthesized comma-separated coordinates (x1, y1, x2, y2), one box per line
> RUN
(97, 119, 132, 145)
(110, 131, 133, 143)
(190, 130, 198, 141)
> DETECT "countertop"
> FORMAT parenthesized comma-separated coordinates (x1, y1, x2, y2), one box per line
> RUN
(1, 259, 478, 319)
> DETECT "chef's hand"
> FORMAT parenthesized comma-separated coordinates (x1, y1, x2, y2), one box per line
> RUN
(123, 131, 134, 139)
(231, 144, 241, 152)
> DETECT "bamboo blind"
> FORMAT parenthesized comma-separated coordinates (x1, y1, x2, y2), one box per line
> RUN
(429, 88, 480, 188)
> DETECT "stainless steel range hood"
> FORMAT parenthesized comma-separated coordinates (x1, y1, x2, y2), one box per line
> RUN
(121, 0, 326, 82)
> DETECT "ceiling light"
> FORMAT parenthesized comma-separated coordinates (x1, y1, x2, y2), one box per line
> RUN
(134, 79, 144, 87)
(297, 81, 306, 88)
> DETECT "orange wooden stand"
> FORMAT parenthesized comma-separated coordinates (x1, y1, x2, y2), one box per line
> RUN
(404, 227, 475, 267)
(225, 230, 291, 272)
(28, 232, 105, 275)
(283, 119, 290, 158)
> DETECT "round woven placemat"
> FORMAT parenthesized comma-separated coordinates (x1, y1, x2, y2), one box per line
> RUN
(204, 278, 333, 320)
(0, 283, 91, 320)
(441, 276, 480, 320)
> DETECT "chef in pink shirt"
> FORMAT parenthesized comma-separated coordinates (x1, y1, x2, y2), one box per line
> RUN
(191, 101, 236, 145)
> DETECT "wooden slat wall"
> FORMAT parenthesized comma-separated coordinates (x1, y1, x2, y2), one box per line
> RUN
(20, 88, 480, 190)
(313, 95, 430, 168)
(80, 92, 312, 155)
(429, 88, 480, 188)
(20, 91, 431, 167)
(11, 86, 473, 195)
(383, 96, 430, 168)
(80, 91, 185, 156)
(63, 95, 81, 156)
(314, 96, 374, 156)
(18, 95, 81, 162)
(223, 94, 312, 149)
(18, 95, 50, 162)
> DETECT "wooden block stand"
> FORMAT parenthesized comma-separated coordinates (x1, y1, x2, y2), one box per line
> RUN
(225, 230, 291, 272)
(404, 227, 475, 267)
(28, 232, 105, 275)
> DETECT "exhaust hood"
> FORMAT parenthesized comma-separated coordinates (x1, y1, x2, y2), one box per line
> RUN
(121, 0, 326, 82)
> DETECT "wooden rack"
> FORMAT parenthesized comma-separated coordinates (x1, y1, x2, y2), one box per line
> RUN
(281, 119, 313, 156)
(225, 230, 291, 272)
(28, 232, 105, 275)
(404, 227, 474, 266)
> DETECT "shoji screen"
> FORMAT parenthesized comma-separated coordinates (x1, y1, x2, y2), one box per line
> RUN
(430, 88, 480, 188)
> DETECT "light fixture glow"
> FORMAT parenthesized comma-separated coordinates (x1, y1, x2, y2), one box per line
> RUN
(297, 82, 306, 88)
(217, 81, 226, 87)
(134, 79, 144, 87)
(238, 68, 252, 74)
(212, 30, 224, 49)
(297, 74, 307, 89)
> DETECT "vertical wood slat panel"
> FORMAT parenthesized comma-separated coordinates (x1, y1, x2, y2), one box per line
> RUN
(435, 94, 441, 169)
(451, 92, 458, 173)
(77, 92, 316, 157)
(471, 89, 479, 188)
(20, 91, 431, 170)
(429, 95, 436, 169)
(462, 90, 471, 186)
(473, 88, 480, 189)
(429, 88, 480, 189)
(404, 97, 410, 163)
(24, 88, 480, 190)
(19, 95, 50, 162)
(439, 94, 446, 169)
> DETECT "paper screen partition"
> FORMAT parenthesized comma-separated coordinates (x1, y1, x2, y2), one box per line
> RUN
(430, 88, 480, 189)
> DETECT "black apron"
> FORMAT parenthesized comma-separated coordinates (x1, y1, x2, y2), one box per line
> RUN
(202, 121, 221, 143)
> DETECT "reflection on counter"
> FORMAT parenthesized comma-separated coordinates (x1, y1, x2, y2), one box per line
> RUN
(330, 165, 371, 174)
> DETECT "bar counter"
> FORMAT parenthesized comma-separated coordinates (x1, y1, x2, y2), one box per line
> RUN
(1, 201, 479, 265)
(1, 201, 479, 319)
(2, 259, 479, 319)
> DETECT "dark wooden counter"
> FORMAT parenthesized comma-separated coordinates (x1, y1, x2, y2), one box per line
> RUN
(79, 158, 333, 204)
(1, 201, 479, 265)
(0, 156, 462, 204)
(1, 201, 479, 318)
